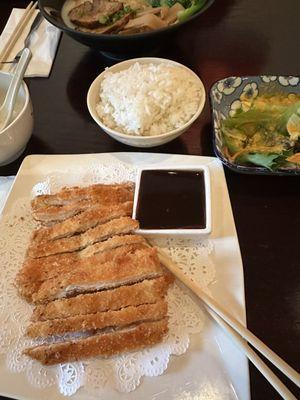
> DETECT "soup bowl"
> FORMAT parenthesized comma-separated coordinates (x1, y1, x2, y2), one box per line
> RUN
(0, 72, 33, 166)
(38, 0, 214, 58)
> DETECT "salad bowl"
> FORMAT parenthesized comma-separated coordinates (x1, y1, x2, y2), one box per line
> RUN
(210, 75, 300, 176)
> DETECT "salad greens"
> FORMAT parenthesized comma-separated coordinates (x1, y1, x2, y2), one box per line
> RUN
(221, 95, 300, 170)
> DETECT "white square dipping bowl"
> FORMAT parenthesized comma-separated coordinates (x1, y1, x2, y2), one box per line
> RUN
(132, 165, 212, 237)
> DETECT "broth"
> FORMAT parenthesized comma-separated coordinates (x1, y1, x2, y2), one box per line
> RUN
(61, 0, 207, 35)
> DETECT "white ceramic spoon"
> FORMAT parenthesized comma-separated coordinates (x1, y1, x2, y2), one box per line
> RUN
(0, 48, 31, 133)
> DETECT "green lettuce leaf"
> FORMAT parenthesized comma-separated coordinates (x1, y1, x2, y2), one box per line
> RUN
(236, 149, 294, 170)
(222, 128, 247, 154)
(236, 153, 279, 170)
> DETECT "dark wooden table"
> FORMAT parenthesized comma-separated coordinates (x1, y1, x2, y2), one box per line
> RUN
(1, 1, 299, 399)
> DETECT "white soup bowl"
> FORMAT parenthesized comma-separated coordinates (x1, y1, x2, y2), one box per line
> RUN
(0, 71, 33, 166)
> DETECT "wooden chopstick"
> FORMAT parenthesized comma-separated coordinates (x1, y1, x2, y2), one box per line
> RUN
(0, 1, 37, 64)
(152, 246, 300, 389)
(207, 308, 298, 400)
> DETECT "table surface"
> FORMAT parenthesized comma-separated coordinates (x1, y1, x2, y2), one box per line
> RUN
(0, 1, 299, 399)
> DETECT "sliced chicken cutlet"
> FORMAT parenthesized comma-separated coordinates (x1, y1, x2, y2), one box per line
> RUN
(80, 234, 145, 258)
(17, 234, 145, 287)
(16, 235, 146, 301)
(18, 241, 147, 302)
(31, 276, 173, 321)
(21, 182, 170, 365)
(32, 201, 133, 243)
(27, 300, 167, 338)
(24, 318, 168, 365)
(32, 199, 92, 224)
(32, 248, 165, 304)
(32, 184, 134, 224)
(32, 182, 134, 209)
(27, 217, 139, 258)
(32, 197, 134, 224)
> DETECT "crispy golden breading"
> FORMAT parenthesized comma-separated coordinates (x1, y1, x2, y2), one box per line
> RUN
(80, 234, 145, 257)
(32, 248, 164, 304)
(17, 235, 145, 288)
(17, 242, 147, 303)
(20, 183, 170, 365)
(31, 276, 173, 321)
(32, 199, 100, 223)
(24, 318, 168, 365)
(31, 183, 134, 210)
(31, 202, 133, 243)
(27, 217, 139, 258)
(32, 189, 134, 224)
(27, 300, 167, 337)
(17, 235, 145, 285)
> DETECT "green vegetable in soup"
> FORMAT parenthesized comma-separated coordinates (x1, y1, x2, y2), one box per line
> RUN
(177, 0, 207, 22)
(99, 15, 110, 24)
(162, 0, 192, 8)
(99, 6, 134, 26)
(147, 0, 206, 20)
(148, 0, 161, 7)
(111, 6, 134, 23)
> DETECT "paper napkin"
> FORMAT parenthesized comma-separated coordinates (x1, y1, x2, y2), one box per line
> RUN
(0, 8, 61, 78)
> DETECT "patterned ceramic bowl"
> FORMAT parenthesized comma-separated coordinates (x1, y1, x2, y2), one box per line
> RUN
(210, 75, 300, 175)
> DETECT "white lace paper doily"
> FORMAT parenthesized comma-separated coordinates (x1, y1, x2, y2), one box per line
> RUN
(0, 161, 215, 396)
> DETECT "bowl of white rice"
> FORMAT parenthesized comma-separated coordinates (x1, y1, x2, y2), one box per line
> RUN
(87, 57, 206, 147)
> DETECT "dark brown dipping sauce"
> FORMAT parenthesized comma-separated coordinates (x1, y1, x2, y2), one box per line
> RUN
(136, 170, 206, 230)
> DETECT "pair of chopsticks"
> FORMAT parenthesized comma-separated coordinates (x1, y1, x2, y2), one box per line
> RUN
(0, 1, 37, 64)
(153, 246, 300, 399)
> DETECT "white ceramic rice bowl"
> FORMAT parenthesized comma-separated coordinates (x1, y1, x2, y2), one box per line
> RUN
(87, 57, 206, 148)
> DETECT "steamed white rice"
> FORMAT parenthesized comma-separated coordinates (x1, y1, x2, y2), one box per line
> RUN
(96, 62, 202, 136)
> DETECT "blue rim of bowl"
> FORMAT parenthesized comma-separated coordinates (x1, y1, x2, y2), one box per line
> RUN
(209, 75, 300, 176)
(38, 0, 215, 40)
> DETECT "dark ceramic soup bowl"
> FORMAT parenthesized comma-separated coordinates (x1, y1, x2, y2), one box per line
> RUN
(38, 0, 214, 58)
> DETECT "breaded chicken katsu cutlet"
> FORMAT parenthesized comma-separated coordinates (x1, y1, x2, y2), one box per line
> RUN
(16, 182, 173, 365)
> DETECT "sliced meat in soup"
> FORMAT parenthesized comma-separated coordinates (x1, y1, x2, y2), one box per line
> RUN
(69, 0, 123, 28)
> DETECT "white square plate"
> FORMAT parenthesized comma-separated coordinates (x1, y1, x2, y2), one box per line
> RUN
(0, 153, 250, 400)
